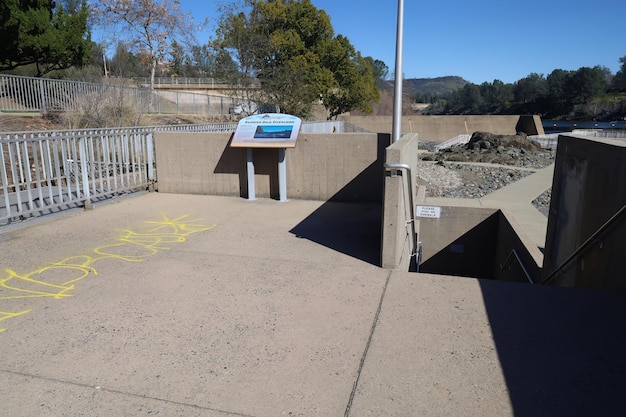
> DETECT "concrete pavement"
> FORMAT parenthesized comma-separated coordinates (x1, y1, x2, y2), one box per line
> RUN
(1, 192, 625, 417)
(426, 164, 555, 248)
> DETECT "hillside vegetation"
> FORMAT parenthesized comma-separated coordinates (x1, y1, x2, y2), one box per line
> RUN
(389, 60, 626, 121)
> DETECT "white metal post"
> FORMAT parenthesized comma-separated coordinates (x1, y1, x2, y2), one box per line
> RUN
(278, 148, 287, 202)
(392, 0, 405, 144)
(247, 148, 256, 200)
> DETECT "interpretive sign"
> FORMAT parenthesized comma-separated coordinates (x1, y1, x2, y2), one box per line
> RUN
(231, 113, 302, 148)
(416, 205, 441, 218)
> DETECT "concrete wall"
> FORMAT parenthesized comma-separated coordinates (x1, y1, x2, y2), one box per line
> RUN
(380, 133, 419, 270)
(418, 207, 542, 282)
(154, 132, 389, 202)
(494, 210, 543, 283)
(339, 115, 543, 142)
(542, 135, 626, 290)
(418, 207, 499, 278)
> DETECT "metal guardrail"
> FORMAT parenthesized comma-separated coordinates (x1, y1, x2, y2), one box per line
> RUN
(133, 77, 226, 86)
(0, 120, 370, 224)
(1, 128, 156, 224)
(542, 203, 626, 285)
(0, 74, 236, 115)
(500, 249, 534, 283)
(432, 130, 626, 152)
(529, 130, 626, 150)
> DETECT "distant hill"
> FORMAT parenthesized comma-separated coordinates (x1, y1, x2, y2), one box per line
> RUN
(360, 76, 468, 116)
(381, 76, 468, 97)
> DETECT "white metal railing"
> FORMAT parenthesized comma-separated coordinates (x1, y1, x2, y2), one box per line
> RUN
(530, 129, 626, 149)
(0, 120, 369, 224)
(0, 74, 236, 115)
(529, 133, 560, 149)
(0, 128, 158, 224)
(434, 134, 471, 152)
(134, 77, 226, 86)
(433, 130, 626, 152)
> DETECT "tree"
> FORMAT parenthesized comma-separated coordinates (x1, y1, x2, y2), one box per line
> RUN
(92, 0, 198, 89)
(214, 0, 380, 118)
(479, 80, 513, 113)
(365, 57, 389, 84)
(457, 83, 483, 114)
(212, 2, 268, 115)
(321, 35, 379, 119)
(108, 41, 146, 78)
(567, 66, 609, 104)
(612, 56, 626, 92)
(0, 0, 92, 76)
(513, 73, 546, 105)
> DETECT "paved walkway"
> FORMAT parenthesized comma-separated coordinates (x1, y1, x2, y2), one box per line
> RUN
(1, 192, 624, 417)
(426, 164, 555, 248)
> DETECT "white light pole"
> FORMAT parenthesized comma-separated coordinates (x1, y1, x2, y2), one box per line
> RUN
(392, 0, 404, 143)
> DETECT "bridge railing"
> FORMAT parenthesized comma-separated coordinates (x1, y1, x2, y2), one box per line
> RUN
(133, 77, 226, 86)
(0, 128, 156, 224)
(0, 74, 236, 115)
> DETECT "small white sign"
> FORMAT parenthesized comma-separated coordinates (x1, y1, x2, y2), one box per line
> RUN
(416, 205, 441, 218)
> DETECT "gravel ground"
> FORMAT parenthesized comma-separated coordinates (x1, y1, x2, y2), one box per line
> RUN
(418, 139, 556, 217)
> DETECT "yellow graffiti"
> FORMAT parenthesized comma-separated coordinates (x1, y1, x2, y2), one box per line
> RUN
(0, 309, 32, 333)
(0, 214, 216, 332)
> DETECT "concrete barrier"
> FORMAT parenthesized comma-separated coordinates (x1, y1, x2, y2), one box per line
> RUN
(380, 133, 420, 270)
(418, 207, 542, 283)
(339, 115, 543, 142)
(542, 134, 626, 290)
(154, 131, 389, 202)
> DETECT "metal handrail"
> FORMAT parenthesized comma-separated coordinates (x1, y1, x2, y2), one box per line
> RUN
(384, 163, 420, 269)
(501, 249, 534, 284)
(542, 203, 626, 284)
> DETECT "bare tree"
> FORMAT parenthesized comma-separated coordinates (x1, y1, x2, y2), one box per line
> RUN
(91, 0, 199, 90)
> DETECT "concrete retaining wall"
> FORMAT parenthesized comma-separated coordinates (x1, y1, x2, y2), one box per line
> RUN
(494, 210, 543, 283)
(339, 115, 544, 142)
(380, 133, 420, 270)
(419, 207, 542, 282)
(154, 132, 389, 202)
(542, 135, 626, 290)
(419, 207, 499, 278)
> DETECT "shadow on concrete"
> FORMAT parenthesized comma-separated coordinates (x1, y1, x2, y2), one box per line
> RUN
(289, 134, 389, 266)
(212, 135, 289, 200)
(213, 134, 249, 198)
(480, 280, 626, 417)
(290, 201, 382, 266)
(420, 212, 499, 279)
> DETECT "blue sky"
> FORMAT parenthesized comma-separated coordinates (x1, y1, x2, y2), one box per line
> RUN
(143, 0, 626, 84)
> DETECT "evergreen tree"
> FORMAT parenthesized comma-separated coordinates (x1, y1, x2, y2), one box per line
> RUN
(0, 0, 92, 76)
(214, 0, 380, 118)
(613, 56, 626, 92)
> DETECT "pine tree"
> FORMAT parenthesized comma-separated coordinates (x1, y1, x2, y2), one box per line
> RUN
(0, 0, 92, 76)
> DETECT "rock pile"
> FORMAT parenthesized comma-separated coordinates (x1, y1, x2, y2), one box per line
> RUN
(418, 132, 556, 216)
(421, 131, 554, 168)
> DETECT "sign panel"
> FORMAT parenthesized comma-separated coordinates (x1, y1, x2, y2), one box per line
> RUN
(416, 205, 441, 218)
(231, 113, 302, 148)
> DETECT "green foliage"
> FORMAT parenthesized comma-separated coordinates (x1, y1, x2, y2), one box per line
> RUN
(0, 0, 92, 76)
(214, 0, 381, 118)
(613, 56, 626, 92)
(108, 42, 147, 78)
(424, 61, 623, 119)
(513, 73, 546, 104)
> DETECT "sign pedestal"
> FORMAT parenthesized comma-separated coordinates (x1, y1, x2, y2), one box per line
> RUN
(245, 147, 289, 202)
(231, 114, 301, 202)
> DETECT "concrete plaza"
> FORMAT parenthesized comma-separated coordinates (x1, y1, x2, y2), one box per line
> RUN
(1, 191, 625, 417)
